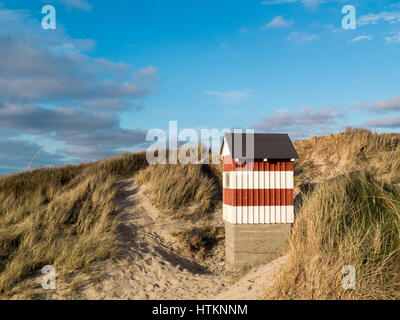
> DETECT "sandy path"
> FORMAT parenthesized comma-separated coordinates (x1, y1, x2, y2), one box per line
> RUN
(78, 178, 231, 299)
(9, 178, 287, 300)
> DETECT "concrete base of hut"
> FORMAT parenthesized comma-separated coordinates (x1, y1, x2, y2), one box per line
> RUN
(225, 222, 291, 270)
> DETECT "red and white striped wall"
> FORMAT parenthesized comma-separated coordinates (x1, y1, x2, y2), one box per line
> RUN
(222, 155, 295, 224)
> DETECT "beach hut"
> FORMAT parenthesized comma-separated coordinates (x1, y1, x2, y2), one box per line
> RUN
(220, 133, 299, 269)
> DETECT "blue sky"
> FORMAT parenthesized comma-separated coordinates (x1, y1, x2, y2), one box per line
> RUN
(1, 0, 400, 174)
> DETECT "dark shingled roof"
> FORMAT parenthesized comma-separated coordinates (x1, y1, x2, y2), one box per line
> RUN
(221, 133, 299, 160)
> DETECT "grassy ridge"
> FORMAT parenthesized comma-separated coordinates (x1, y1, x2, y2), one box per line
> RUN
(294, 128, 400, 185)
(268, 172, 400, 298)
(270, 129, 400, 299)
(0, 152, 148, 294)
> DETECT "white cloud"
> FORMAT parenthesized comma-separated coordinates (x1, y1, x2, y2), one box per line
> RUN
(262, 0, 297, 4)
(262, 0, 325, 7)
(205, 90, 251, 105)
(287, 31, 318, 42)
(351, 35, 373, 42)
(55, 0, 92, 11)
(262, 16, 294, 29)
(385, 32, 400, 43)
(358, 11, 400, 26)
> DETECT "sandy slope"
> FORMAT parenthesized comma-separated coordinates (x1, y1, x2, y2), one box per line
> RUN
(212, 255, 288, 300)
(9, 178, 286, 300)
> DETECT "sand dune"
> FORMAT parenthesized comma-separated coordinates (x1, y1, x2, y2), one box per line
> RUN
(9, 178, 285, 300)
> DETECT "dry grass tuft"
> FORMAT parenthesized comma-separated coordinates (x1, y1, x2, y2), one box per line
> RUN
(172, 226, 224, 260)
(137, 161, 222, 220)
(267, 171, 400, 299)
(0, 152, 148, 295)
(294, 128, 400, 185)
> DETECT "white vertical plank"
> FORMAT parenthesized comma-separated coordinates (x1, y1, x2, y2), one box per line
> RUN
(237, 172, 242, 189)
(266, 204, 270, 224)
(248, 170, 253, 186)
(254, 169, 259, 188)
(282, 205, 286, 224)
(275, 170, 281, 189)
(242, 171, 248, 189)
(240, 170, 243, 224)
(267, 170, 271, 223)
(242, 206, 247, 224)
(286, 171, 293, 189)
(264, 170, 269, 189)
(231, 172, 236, 188)
(287, 206, 294, 223)
(277, 170, 282, 223)
(260, 191, 265, 224)
(270, 170, 275, 189)
(270, 205, 276, 223)
(255, 171, 259, 223)
(248, 170, 254, 224)
(282, 167, 285, 223)
(277, 203, 281, 223)
(281, 169, 286, 188)
(254, 204, 259, 224)
(248, 207, 254, 224)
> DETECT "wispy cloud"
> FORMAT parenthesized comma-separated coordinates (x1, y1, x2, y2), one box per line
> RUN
(358, 11, 400, 26)
(361, 93, 400, 128)
(385, 32, 400, 43)
(364, 116, 400, 128)
(52, 0, 92, 11)
(238, 26, 249, 34)
(253, 107, 343, 140)
(262, 0, 326, 8)
(287, 31, 318, 42)
(354, 94, 400, 113)
(351, 35, 373, 42)
(371, 94, 400, 112)
(262, 16, 294, 29)
(205, 90, 251, 105)
(262, 0, 297, 4)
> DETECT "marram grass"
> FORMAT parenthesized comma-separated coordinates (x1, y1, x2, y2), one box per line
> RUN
(267, 171, 400, 299)
(0, 152, 148, 295)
